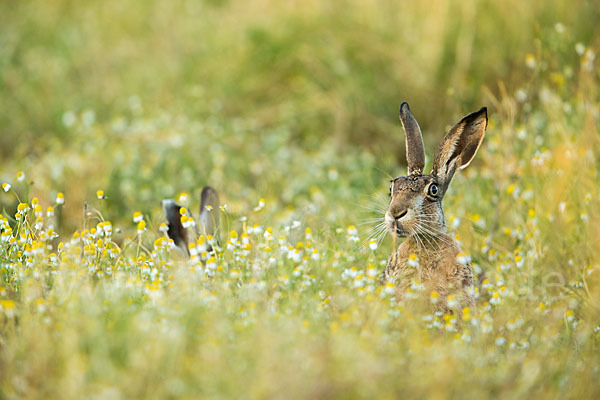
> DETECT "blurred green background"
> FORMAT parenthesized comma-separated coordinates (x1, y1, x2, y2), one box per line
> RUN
(0, 0, 598, 227)
(2, 1, 600, 398)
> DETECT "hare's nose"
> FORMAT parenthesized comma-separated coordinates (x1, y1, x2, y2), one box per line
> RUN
(394, 209, 408, 220)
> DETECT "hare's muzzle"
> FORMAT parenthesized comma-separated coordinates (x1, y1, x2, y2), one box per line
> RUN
(385, 209, 412, 237)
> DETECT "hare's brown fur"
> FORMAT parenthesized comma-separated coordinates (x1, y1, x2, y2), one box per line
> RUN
(382, 102, 487, 312)
(385, 234, 474, 312)
(162, 186, 220, 257)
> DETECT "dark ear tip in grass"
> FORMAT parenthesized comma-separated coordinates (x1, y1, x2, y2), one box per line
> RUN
(161, 199, 189, 256)
(201, 186, 219, 208)
(399, 102, 410, 114)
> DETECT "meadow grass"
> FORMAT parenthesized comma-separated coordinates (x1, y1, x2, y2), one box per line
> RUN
(1, 0, 600, 398)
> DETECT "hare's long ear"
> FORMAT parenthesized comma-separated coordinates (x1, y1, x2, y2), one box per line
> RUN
(399, 102, 426, 176)
(162, 200, 190, 256)
(199, 186, 220, 240)
(432, 107, 487, 194)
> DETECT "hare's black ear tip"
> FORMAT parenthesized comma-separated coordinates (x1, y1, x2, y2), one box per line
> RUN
(479, 107, 488, 125)
(201, 186, 219, 199)
(462, 107, 488, 125)
(399, 102, 410, 113)
(476, 107, 488, 120)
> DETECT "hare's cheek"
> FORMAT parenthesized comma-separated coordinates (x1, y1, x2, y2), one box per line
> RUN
(384, 212, 395, 229)
(398, 208, 417, 227)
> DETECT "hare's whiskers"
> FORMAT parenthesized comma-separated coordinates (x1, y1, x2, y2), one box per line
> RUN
(409, 226, 425, 250)
(357, 222, 388, 252)
(414, 224, 454, 247)
(414, 227, 439, 250)
(362, 222, 387, 236)
(357, 217, 385, 226)
(413, 225, 439, 250)
(362, 223, 387, 242)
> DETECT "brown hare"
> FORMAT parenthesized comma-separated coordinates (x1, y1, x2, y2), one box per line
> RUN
(383, 102, 487, 312)
(162, 186, 220, 257)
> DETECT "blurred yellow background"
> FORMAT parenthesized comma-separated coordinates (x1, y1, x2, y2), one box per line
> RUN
(1, 1, 599, 398)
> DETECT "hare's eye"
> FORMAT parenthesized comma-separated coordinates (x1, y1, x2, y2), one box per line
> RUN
(428, 183, 439, 197)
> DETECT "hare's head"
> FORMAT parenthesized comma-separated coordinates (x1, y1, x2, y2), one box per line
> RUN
(162, 186, 220, 256)
(386, 102, 487, 239)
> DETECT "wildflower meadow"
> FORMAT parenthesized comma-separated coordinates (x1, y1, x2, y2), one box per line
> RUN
(1, 0, 599, 398)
